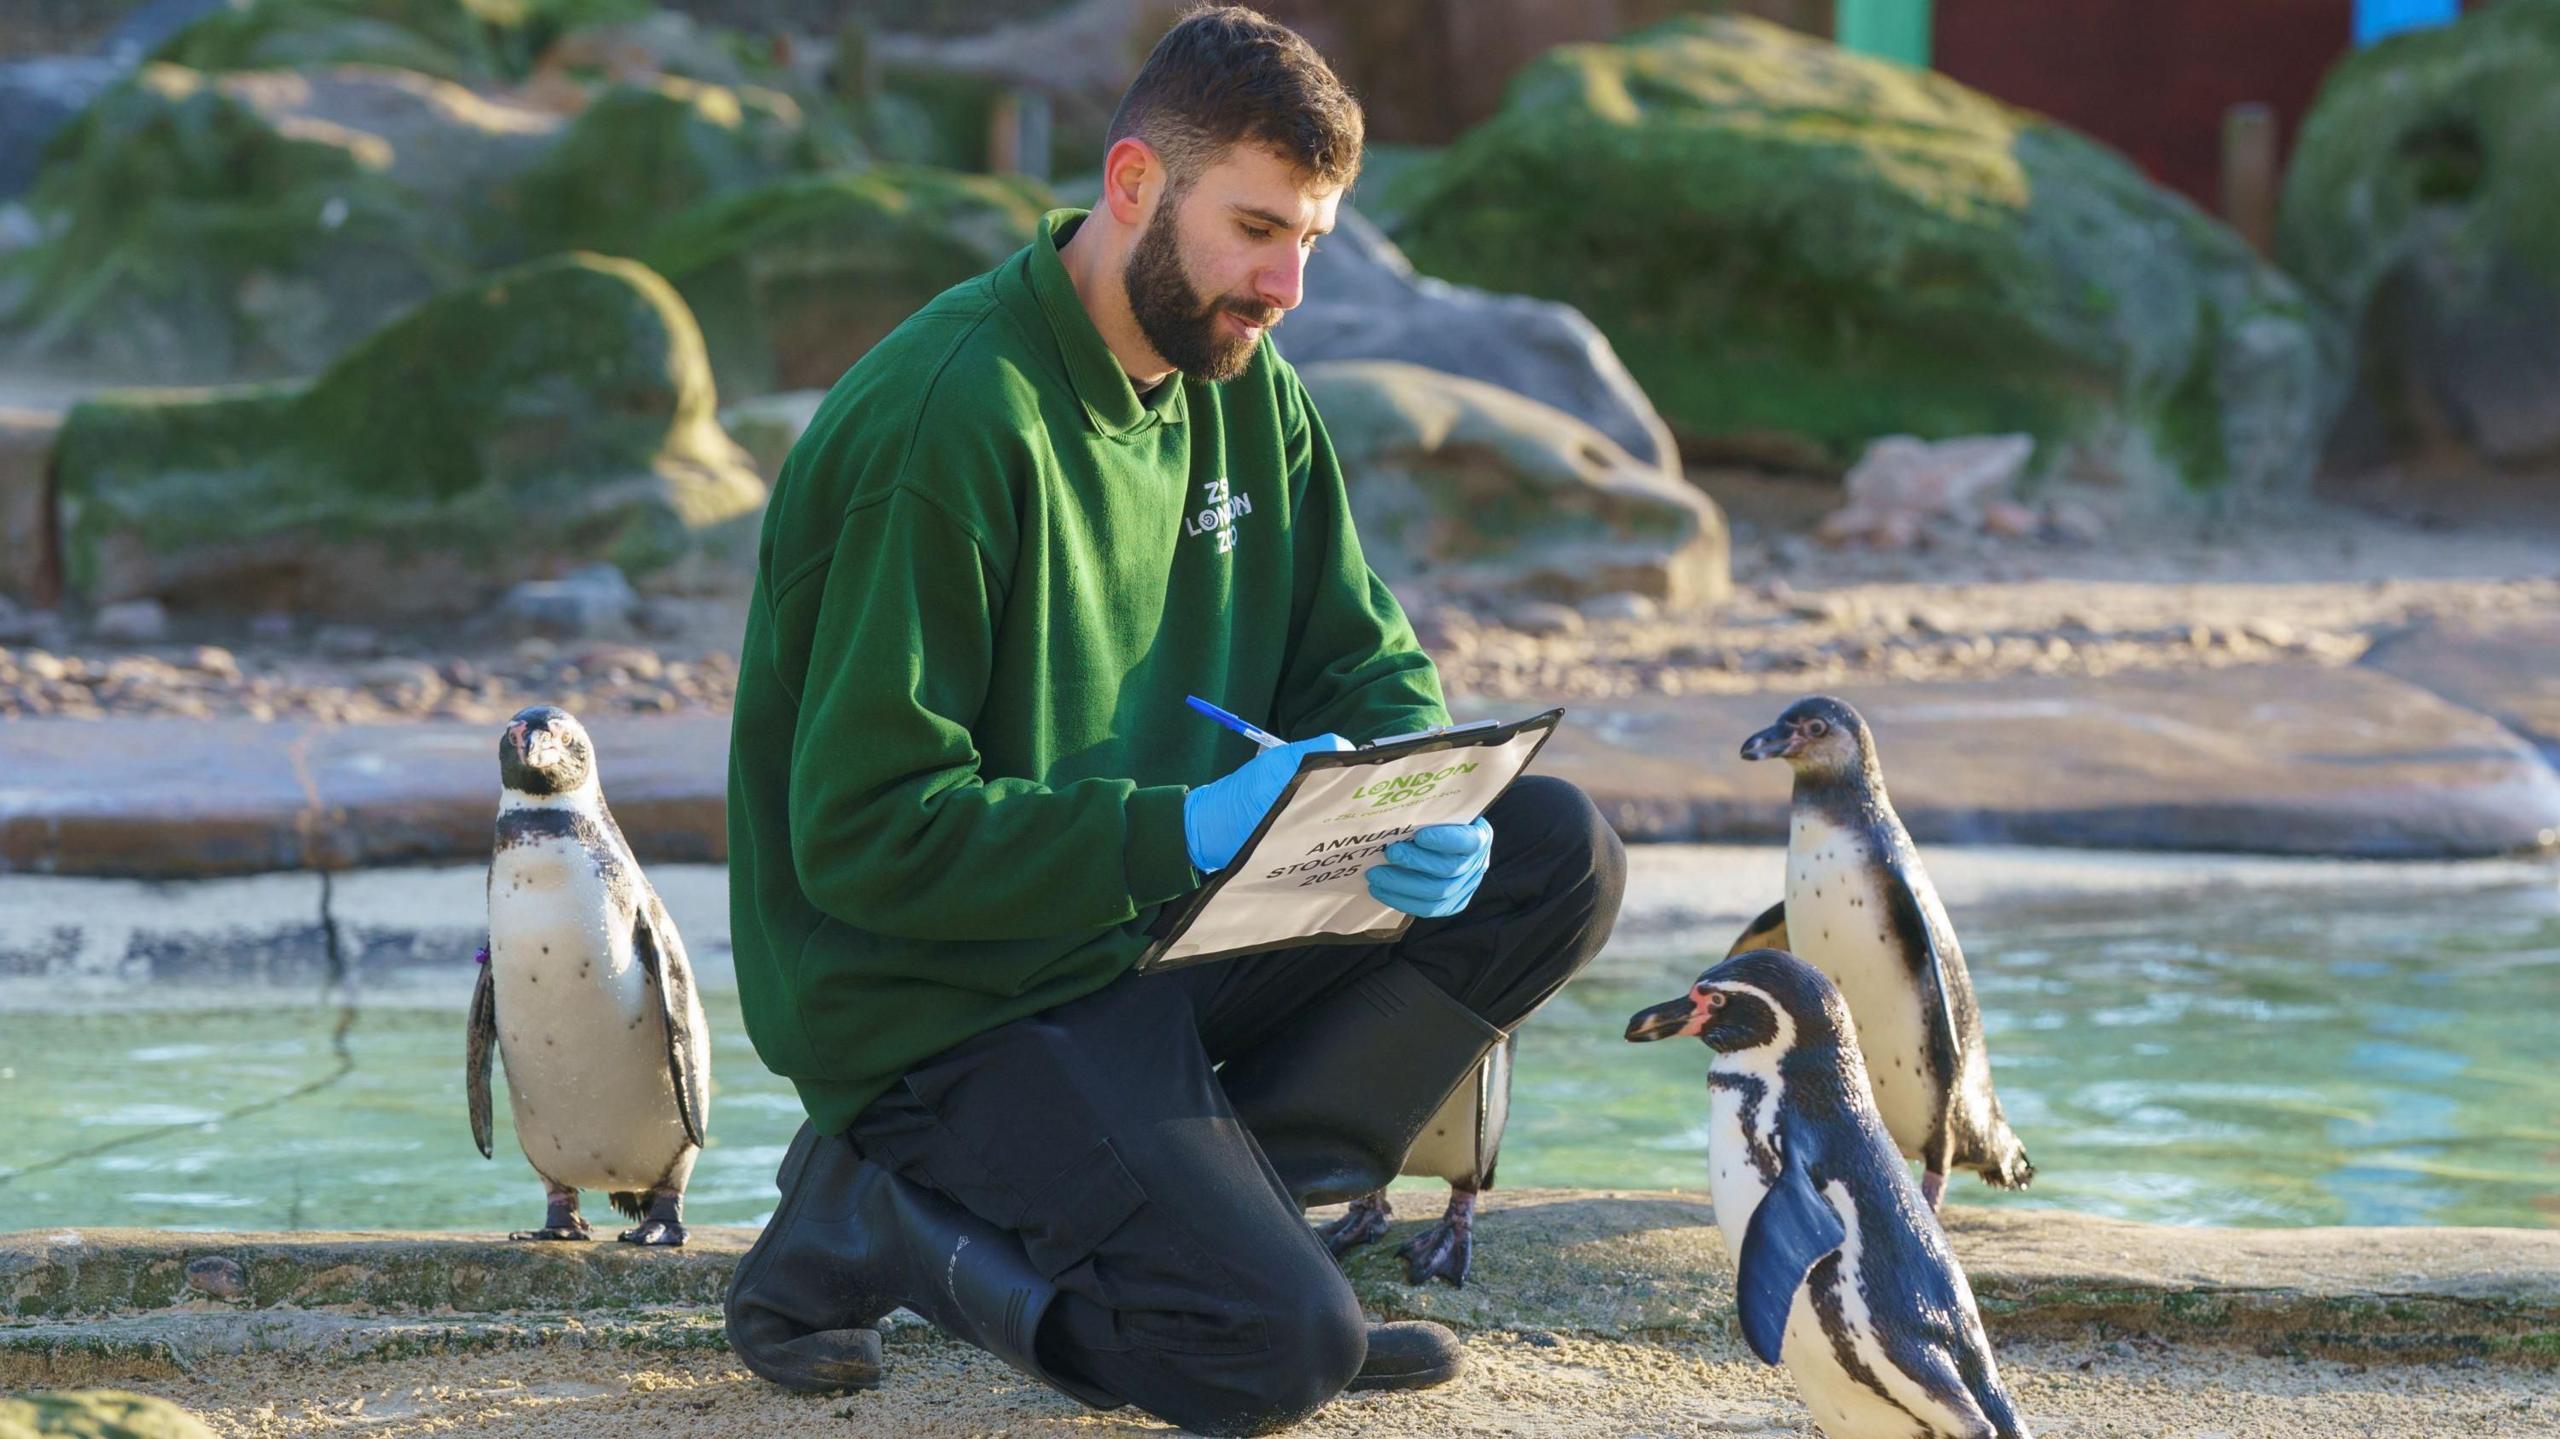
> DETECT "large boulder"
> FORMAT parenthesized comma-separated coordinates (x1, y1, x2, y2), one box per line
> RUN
(2279, 0, 2560, 469)
(51, 253, 765, 616)
(1279, 208, 1680, 474)
(1300, 359, 1728, 610)
(0, 63, 561, 379)
(1390, 16, 2346, 502)
(641, 166, 1049, 398)
(484, 76, 841, 262)
(148, 0, 650, 83)
(0, 1391, 215, 1439)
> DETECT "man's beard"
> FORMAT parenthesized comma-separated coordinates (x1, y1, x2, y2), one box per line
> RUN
(1124, 199, 1279, 385)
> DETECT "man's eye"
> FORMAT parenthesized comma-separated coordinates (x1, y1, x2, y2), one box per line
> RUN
(1241, 223, 1272, 241)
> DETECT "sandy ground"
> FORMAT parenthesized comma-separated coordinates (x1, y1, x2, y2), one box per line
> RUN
(136, 1324, 2560, 1438)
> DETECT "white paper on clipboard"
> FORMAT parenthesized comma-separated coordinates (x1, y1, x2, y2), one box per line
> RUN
(1137, 710, 1562, 972)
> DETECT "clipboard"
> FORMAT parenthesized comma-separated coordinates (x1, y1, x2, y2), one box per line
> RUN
(1136, 708, 1566, 972)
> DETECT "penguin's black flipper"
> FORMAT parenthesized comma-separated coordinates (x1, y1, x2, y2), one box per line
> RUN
(1726, 901, 1790, 959)
(1873, 841, 1964, 1107)
(1735, 1138, 1847, 1365)
(633, 895, 709, 1149)
(467, 954, 498, 1160)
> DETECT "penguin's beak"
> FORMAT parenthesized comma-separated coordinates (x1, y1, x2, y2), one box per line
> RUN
(523, 727, 566, 769)
(1625, 991, 1702, 1043)
(1740, 723, 1795, 761)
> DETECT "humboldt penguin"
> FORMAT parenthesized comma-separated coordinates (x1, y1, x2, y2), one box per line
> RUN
(1738, 696, 2031, 1208)
(1628, 950, 2033, 1439)
(1316, 1039, 1513, 1286)
(467, 704, 711, 1245)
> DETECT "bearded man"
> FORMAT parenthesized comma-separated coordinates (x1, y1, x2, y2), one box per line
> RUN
(721, 8, 1624, 1433)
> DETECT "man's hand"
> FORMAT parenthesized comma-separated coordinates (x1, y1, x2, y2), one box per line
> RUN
(1184, 734, 1353, 872)
(1365, 819, 1494, 919)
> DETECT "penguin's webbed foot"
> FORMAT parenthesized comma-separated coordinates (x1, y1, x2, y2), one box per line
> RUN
(1921, 1170, 1947, 1211)
(513, 1188, 591, 1241)
(616, 1187, 686, 1246)
(509, 1223, 594, 1242)
(1317, 1189, 1393, 1258)
(1397, 1189, 1477, 1287)
(618, 1217, 686, 1246)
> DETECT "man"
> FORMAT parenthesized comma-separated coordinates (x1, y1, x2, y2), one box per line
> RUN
(721, 8, 1624, 1434)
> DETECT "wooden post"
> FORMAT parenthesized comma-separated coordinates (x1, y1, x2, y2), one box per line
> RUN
(986, 89, 1053, 182)
(2221, 102, 2279, 257)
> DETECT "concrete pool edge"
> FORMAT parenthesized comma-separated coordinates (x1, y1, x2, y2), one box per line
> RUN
(8, 655, 2560, 882)
(6, 1191, 2554, 1387)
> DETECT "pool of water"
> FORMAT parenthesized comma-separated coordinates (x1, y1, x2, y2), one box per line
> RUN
(2, 857, 2554, 1232)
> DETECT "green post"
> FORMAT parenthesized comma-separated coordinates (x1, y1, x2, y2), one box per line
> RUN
(1835, 0, 1933, 68)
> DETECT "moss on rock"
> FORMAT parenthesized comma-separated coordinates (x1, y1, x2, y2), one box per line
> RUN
(641, 165, 1048, 397)
(149, 0, 650, 84)
(1390, 16, 2343, 500)
(50, 253, 764, 614)
(485, 76, 844, 263)
(0, 1391, 213, 1439)
(2278, 0, 2560, 465)
(0, 63, 562, 379)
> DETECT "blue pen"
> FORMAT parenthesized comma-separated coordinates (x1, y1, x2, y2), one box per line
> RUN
(1186, 695, 1284, 750)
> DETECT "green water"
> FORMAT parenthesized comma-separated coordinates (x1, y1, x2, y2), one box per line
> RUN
(2, 874, 2554, 1232)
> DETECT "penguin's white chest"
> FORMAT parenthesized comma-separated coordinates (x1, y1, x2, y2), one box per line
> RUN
(1776, 1185, 1985, 1439)
(1786, 814, 1937, 1159)
(489, 836, 691, 1192)
(1704, 1066, 1782, 1247)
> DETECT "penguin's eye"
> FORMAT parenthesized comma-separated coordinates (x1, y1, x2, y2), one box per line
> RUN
(1803, 719, 1829, 738)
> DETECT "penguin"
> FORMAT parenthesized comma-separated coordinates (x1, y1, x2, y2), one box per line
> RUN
(1737, 696, 2031, 1209)
(1627, 949, 2033, 1439)
(466, 704, 711, 1246)
(1317, 1039, 1513, 1286)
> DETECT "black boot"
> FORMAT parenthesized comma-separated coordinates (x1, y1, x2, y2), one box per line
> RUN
(1220, 959, 1505, 1208)
(723, 1120, 1118, 1408)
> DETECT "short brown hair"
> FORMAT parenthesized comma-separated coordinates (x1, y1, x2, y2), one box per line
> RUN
(1105, 5, 1363, 193)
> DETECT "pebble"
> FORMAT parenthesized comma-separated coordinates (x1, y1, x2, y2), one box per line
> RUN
(315, 623, 382, 659)
(1578, 592, 1659, 624)
(1501, 600, 1584, 639)
(186, 645, 242, 680)
(91, 598, 169, 643)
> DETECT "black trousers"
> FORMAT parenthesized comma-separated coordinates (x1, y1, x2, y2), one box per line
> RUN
(841, 775, 1626, 1434)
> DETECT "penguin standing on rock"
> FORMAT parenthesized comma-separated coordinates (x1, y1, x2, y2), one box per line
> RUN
(467, 705, 711, 1245)
(1737, 696, 2032, 1208)
(1627, 950, 2033, 1439)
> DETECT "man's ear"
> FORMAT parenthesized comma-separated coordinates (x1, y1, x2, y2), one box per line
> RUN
(1100, 136, 1158, 225)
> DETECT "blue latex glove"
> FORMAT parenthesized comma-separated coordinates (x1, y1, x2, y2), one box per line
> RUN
(1184, 734, 1352, 872)
(1366, 818, 1495, 918)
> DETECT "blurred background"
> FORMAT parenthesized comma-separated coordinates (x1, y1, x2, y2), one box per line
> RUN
(1, 1, 2554, 1239)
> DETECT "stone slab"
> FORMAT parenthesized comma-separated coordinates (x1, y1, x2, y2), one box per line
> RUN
(1518, 664, 2560, 858)
(5, 1194, 2556, 1373)
(0, 714, 731, 879)
(7, 663, 2559, 878)
(2365, 613, 2560, 764)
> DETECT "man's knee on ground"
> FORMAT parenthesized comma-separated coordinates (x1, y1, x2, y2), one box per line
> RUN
(1138, 1280, 1367, 1437)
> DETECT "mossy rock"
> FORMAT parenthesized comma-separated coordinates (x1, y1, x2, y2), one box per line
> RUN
(2279, 0, 2560, 467)
(484, 76, 845, 263)
(642, 165, 1049, 398)
(150, 0, 651, 84)
(1390, 16, 2345, 500)
(1300, 359, 1729, 610)
(51, 253, 765, 616)
(0, 1391, 213, 1439)
(0, 63, 561, 380)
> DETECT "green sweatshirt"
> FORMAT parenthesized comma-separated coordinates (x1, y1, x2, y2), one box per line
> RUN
(727, 209, 1450, 1135)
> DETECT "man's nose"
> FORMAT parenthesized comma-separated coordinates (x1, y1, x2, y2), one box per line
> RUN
(1256, 248, 1307, 314)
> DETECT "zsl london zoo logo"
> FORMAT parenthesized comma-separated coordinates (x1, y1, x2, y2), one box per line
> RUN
(1185, 477, 1253, 553)
(1342, 761, 1479, 817)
